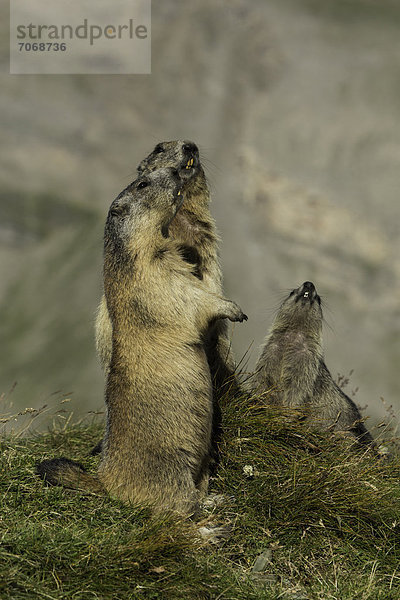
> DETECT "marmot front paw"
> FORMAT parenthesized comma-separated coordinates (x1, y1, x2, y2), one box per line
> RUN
(226, 301, 248, 323)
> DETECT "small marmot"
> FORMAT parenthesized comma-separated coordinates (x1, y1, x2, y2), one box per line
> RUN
(251, 281, 373, 445)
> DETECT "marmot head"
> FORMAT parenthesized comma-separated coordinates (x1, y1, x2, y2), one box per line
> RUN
(137, 140, 207, 199)
(105, 167, 183, 257)
(273, 281, 323, 337)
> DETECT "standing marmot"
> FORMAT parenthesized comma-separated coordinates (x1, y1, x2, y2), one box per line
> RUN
(96, 140, 238, 394)
(94, 140, 239, 458)
(37, 167, 247, 515)
(251, 281, 373, 444)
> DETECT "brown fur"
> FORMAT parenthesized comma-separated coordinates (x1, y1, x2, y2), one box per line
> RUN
(37, 167, 247, 515)
(251, 281, 373, 445)
(94, 140, 240, 460)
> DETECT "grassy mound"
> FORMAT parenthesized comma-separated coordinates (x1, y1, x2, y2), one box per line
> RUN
(1, 395, 400, 599)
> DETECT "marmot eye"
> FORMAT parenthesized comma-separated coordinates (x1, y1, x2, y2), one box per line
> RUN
(137, 180, 150, 190)
(154, 144, 164, 154)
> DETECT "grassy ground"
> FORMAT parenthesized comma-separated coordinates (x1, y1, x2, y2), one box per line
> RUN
(1, 394, 400, 599)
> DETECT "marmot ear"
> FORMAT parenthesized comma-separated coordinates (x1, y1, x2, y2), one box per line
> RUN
(109, 207, 122, 218)
(109, 202, 130, 218)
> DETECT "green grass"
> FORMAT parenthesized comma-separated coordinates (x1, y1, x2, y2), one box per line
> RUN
(1, 395, 400, 599)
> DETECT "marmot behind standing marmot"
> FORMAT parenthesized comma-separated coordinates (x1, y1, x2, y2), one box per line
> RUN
(251, 281, 373, 445)
(37, 167, 247, 515)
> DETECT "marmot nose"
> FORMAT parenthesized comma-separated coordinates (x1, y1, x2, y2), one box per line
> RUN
(299, 281, 317, 299)
(182, 141, 198, 155)
(302, 281, 315, 292)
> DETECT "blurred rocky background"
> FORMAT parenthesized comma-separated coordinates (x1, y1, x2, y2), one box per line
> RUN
(0, 0, 399, 429)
